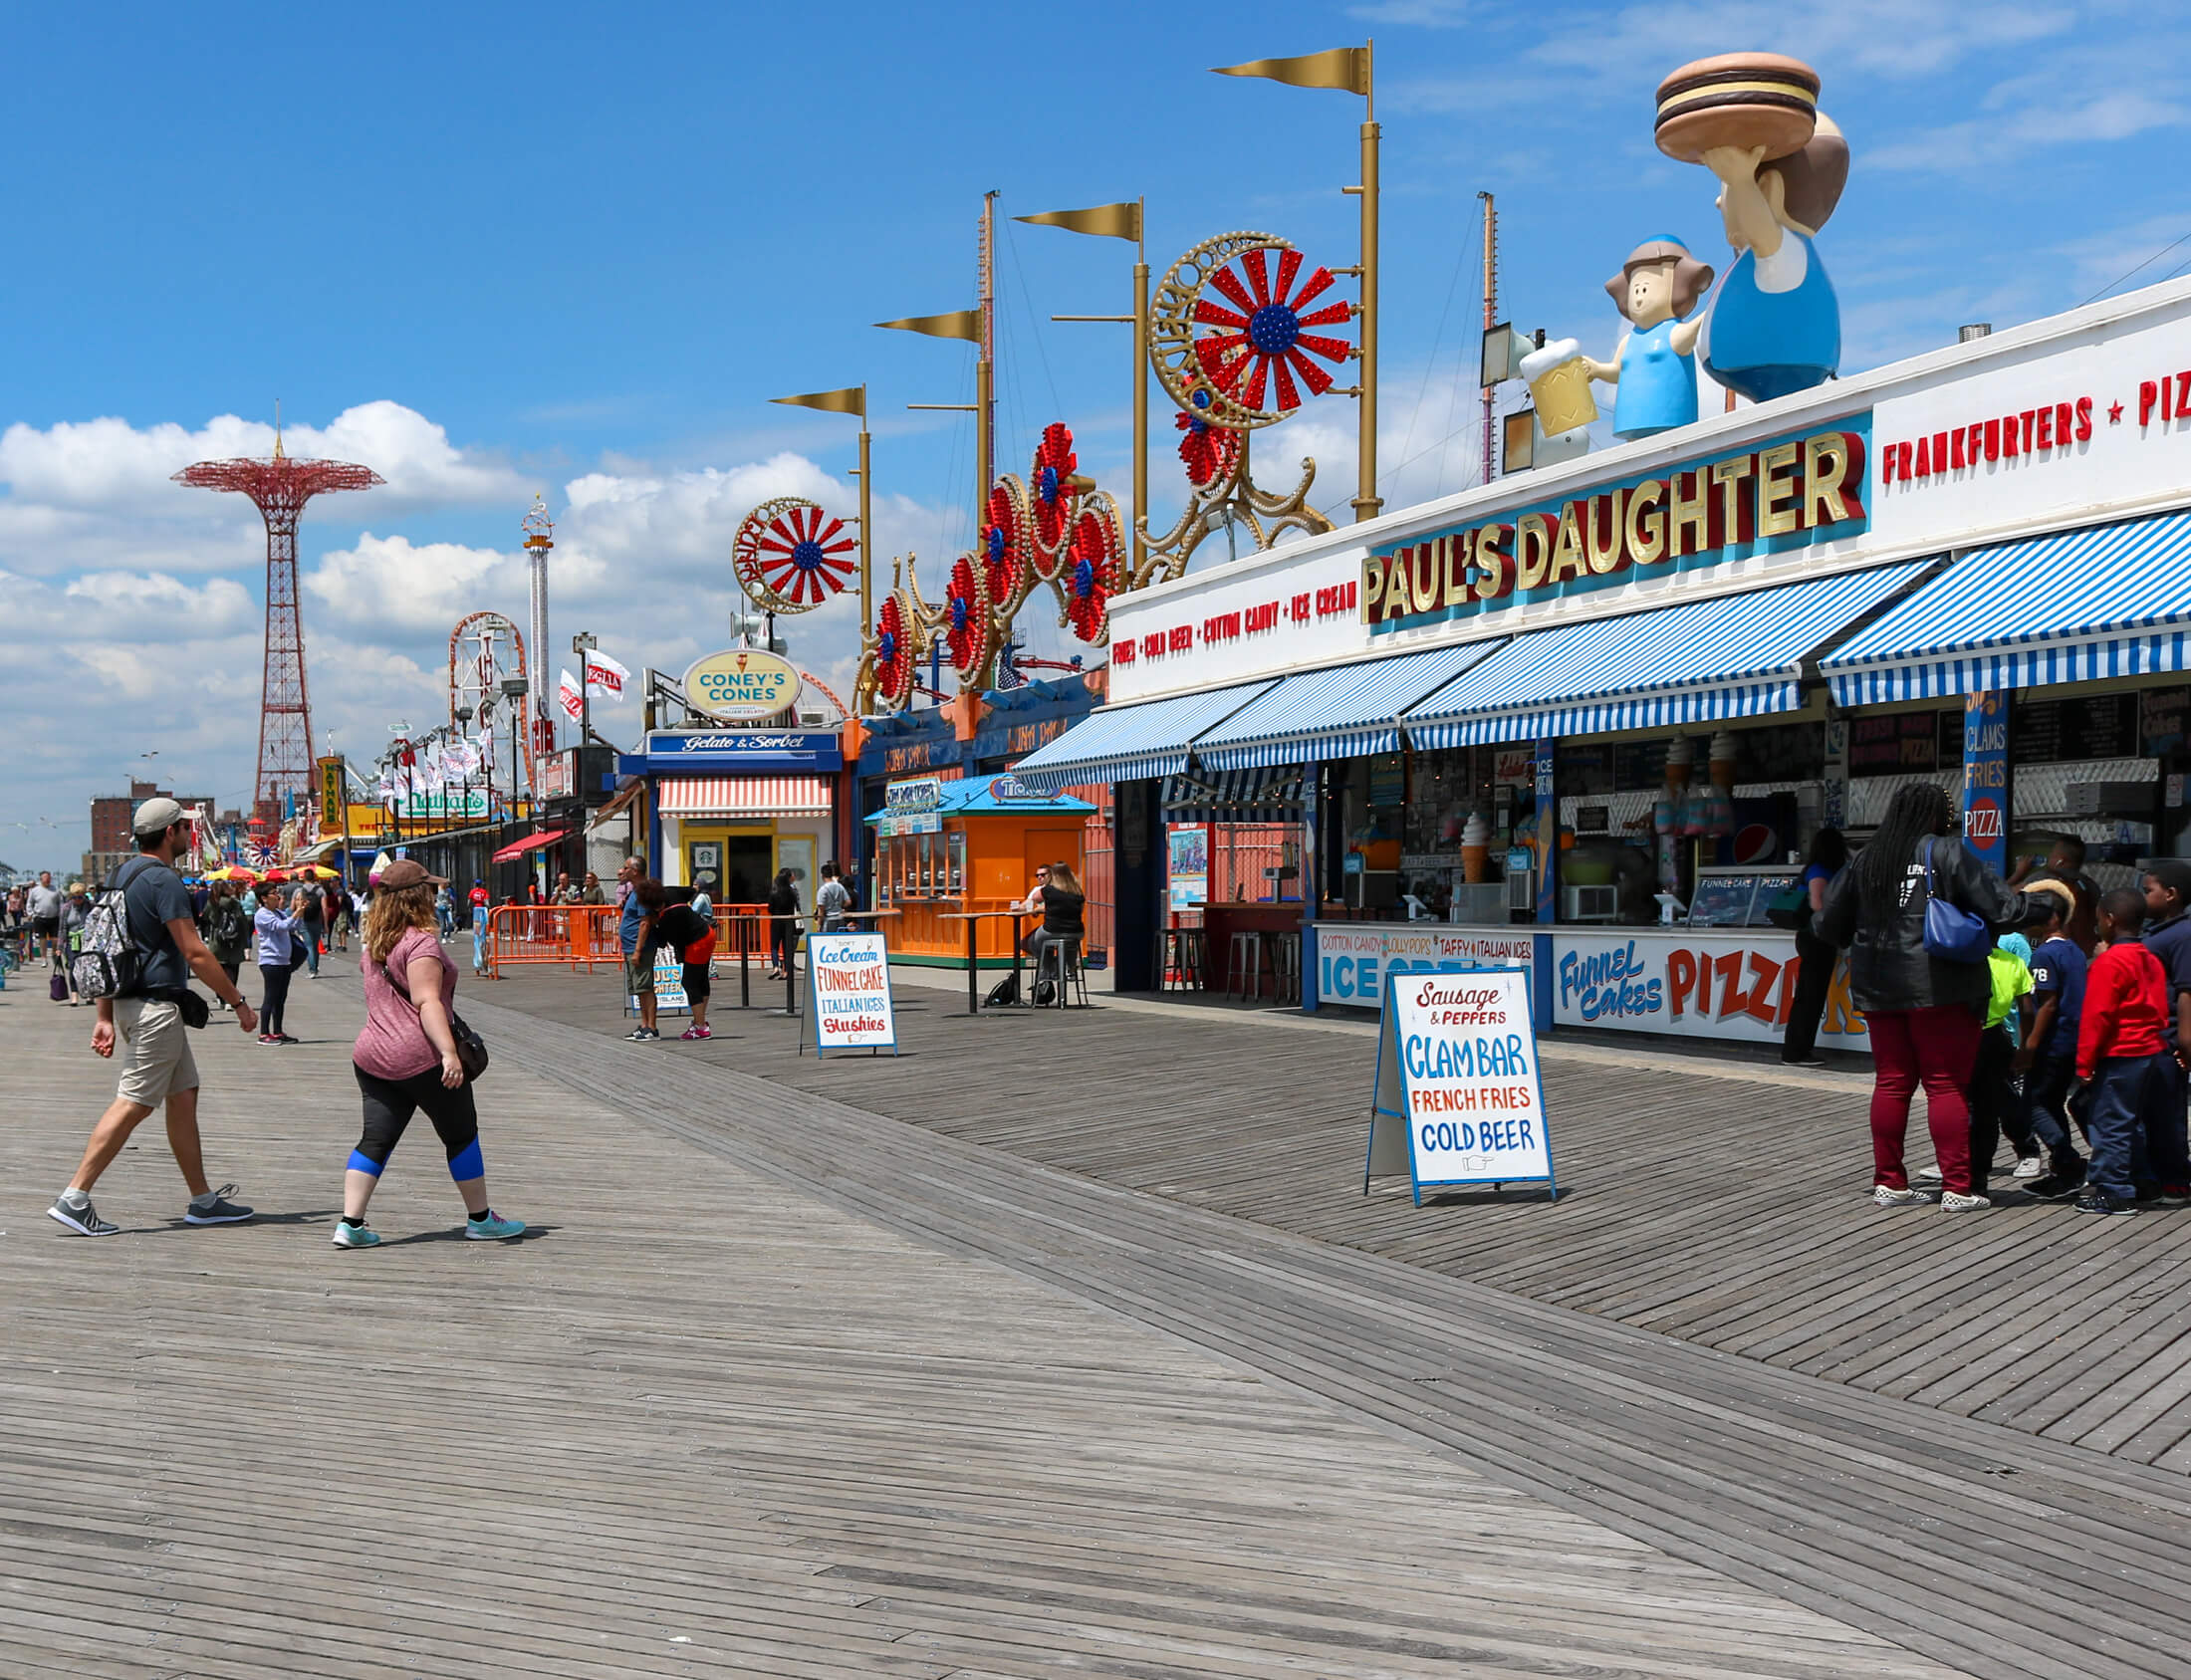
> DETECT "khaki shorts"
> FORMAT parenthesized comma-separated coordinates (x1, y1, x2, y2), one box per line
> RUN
(624, 950, 654, 996)
(114, 997, 200, 1108)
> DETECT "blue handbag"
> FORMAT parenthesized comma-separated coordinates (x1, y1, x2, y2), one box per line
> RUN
(1922, 839, 1991, 964)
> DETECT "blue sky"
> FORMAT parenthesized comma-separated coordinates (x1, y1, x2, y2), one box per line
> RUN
(2, 0, 2181, 871)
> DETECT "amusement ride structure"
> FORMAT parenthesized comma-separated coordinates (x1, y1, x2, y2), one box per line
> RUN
(174, 426, 383, 826)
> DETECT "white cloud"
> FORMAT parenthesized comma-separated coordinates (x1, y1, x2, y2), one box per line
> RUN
(0, 400, 527, 514)
(307, 534, 526, 636)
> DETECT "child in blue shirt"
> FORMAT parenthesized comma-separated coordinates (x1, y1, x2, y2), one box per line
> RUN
(2016, 883, 2089, 1199)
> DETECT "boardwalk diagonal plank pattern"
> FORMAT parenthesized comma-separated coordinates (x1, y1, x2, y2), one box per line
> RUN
(489, 964, 2191, 1471)
(1, 964, 1968, 1679)
(470, 967, 2191, 1680)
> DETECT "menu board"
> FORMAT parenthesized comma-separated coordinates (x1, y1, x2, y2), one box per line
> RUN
(1558, 744, 1613, 795)
(2013, 692, 2137, 764)
(1849, 712, 1945, 777)
(1733, 721, 1826, 784)
(1686, 874, 1761, 927)
(2143, 687, 2190, 758)
(1614, 738, 1672, 791)
(1366, 753, 1406, 808)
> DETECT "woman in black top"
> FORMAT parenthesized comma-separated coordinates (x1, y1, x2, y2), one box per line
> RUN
(1020, 860, 1088, 966)
(1813, 782, 2032, 1208)
(765, 868, 801, 979)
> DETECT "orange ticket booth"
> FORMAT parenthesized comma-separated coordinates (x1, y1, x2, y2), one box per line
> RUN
(869, 774, 1096, 966)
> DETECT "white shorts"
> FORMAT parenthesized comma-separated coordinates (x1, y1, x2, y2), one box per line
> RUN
(114, 997, 200, 1108)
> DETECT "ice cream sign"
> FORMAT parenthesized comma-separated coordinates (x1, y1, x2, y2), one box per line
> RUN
(1360, 417, 1869, 633)
(682, 648, 802, 724)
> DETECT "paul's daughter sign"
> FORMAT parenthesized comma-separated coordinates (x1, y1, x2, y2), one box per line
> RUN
(1364, 967, 1558, 1204)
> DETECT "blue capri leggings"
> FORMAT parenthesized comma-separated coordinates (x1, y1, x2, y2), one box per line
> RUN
(349, 1063, 483, 1181)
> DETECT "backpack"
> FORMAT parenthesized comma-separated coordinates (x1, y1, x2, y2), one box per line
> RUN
(71, 858, 153, 1001)
(985, 972, 1021, 1008)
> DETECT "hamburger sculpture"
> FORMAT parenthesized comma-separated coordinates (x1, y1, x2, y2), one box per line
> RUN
(1655, 52, 1847, 404)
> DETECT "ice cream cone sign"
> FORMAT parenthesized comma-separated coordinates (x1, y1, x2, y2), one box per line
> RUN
(1580, 238, 1714, 440)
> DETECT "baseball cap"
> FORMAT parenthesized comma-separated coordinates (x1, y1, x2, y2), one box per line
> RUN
(131, 796, 185, 836)
(376, 859, 447, 890)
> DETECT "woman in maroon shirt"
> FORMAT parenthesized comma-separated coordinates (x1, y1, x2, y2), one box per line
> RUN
(334, 859, 525, 1249)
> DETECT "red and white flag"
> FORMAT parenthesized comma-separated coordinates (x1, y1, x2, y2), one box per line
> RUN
(558, 668, 585, 722)
(584, 648, 630, 701)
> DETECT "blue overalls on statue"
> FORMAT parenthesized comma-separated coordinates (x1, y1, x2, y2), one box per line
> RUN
(1702, 232, 1839, 403)
(1611, 317, 1700, 439)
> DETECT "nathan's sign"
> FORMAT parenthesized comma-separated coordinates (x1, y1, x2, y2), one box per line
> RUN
(1361, 422, 1869, 631)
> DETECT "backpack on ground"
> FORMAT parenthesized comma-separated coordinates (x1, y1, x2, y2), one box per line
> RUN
(985, 971, 1021, 1008)
(71, 858, 150, 1001)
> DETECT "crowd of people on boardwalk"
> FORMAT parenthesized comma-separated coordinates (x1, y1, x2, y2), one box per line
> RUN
(1785, 781, 2191, 1216)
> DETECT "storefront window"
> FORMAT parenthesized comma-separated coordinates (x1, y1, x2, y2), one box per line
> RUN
(947, 830, 966, 893)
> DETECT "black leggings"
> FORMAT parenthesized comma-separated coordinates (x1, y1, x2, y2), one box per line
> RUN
(349, 1064, 483, 1181)
(258, 962, 292, 1036)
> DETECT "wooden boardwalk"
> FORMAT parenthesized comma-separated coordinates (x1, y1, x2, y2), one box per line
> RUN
(463, 963, 2191, 1680)
(1, 959, 1974, 1680)
(492, 959, 2191, 1472)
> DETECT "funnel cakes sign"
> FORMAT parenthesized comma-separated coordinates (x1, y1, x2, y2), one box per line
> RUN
(1360, 419, 1868, 631)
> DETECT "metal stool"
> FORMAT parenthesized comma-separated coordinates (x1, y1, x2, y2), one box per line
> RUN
(1227, 930, 1266, 1003)
(1034, 937, 1089, 1008)
(1159, 927, 1208, 991)
(1271, 931, 1302, 1005)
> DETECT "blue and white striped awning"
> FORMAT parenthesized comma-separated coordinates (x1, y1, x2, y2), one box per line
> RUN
(1192, 639, 1511, 770)
(1162, 766, 1306, 823)
(1823, 511, 2191, 705)
(1402, 560, 1935, 749)
(1011, 678, 1278, 791)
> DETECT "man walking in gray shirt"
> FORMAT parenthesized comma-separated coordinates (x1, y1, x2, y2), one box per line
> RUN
(48, 799, 261, 1237)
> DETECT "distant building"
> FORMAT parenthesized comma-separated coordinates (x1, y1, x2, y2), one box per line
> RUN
(84, 779, 214, 886)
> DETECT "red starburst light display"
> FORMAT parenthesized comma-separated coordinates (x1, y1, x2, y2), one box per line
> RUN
(1064, 506, 1120, 644)
(943, 556, 989, 679)
(1190, 247, 1351, 415)
(872, 595, 913, 707)
(1029, 423, 1080, 557)
(744, 501, 856, 608)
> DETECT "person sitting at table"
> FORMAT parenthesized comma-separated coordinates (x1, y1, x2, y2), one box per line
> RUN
(1019, 862, 1088, 976)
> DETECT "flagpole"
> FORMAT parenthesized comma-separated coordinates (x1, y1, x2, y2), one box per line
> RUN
(978, 191, 997, 539)
(857, 395, 872, 637)
(1356, 42, 1381, 522)
(1019, 198, 1149, 576)
(1133, 200, 1149, 577)
(1212, 42, 1379, 522)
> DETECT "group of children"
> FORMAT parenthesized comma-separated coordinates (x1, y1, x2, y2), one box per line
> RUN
(1967, 859, 2191, 1215)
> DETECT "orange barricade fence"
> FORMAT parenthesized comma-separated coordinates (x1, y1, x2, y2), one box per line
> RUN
(483, 903, 772, 977)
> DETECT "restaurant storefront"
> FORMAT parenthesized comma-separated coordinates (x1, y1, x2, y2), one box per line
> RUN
(1016, 276, 2191, 1044)
(614, 728, 847, 907)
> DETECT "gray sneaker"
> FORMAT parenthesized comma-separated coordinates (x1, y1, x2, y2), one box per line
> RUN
(48, 1195, 118, 1236)
(183, 1184, 254, 1225)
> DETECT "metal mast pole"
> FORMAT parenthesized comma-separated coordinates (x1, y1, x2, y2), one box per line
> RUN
(1479, 191, 1498, 487)
(1353, 42, 1381, 523)
(1133, 202, 1149, 577)
(857, 411, 873, 630)
(977, 191, 997, 527)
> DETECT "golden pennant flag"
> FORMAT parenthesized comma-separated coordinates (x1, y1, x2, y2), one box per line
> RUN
(874, 310, 982, 342)
(770, 386, 865, 418)
(1211, 45, 1370, 97)
(1014, 201, 1141, 243)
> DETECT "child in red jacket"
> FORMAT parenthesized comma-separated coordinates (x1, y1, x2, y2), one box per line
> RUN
(2075, 888, 2172, 1215)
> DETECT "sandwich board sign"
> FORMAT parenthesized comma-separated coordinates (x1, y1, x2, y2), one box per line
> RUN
(1364, 966, 1557, 1204)
(805, 929, 898, 1057)
(632, 950, 689, 1016)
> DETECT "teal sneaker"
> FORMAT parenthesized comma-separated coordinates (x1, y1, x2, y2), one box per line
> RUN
(464, 1210, 526, 1241)
(332, 1220, 381, 1249)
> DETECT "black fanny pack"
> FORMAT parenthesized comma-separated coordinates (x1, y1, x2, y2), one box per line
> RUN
(136, 987, 210, 1029)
